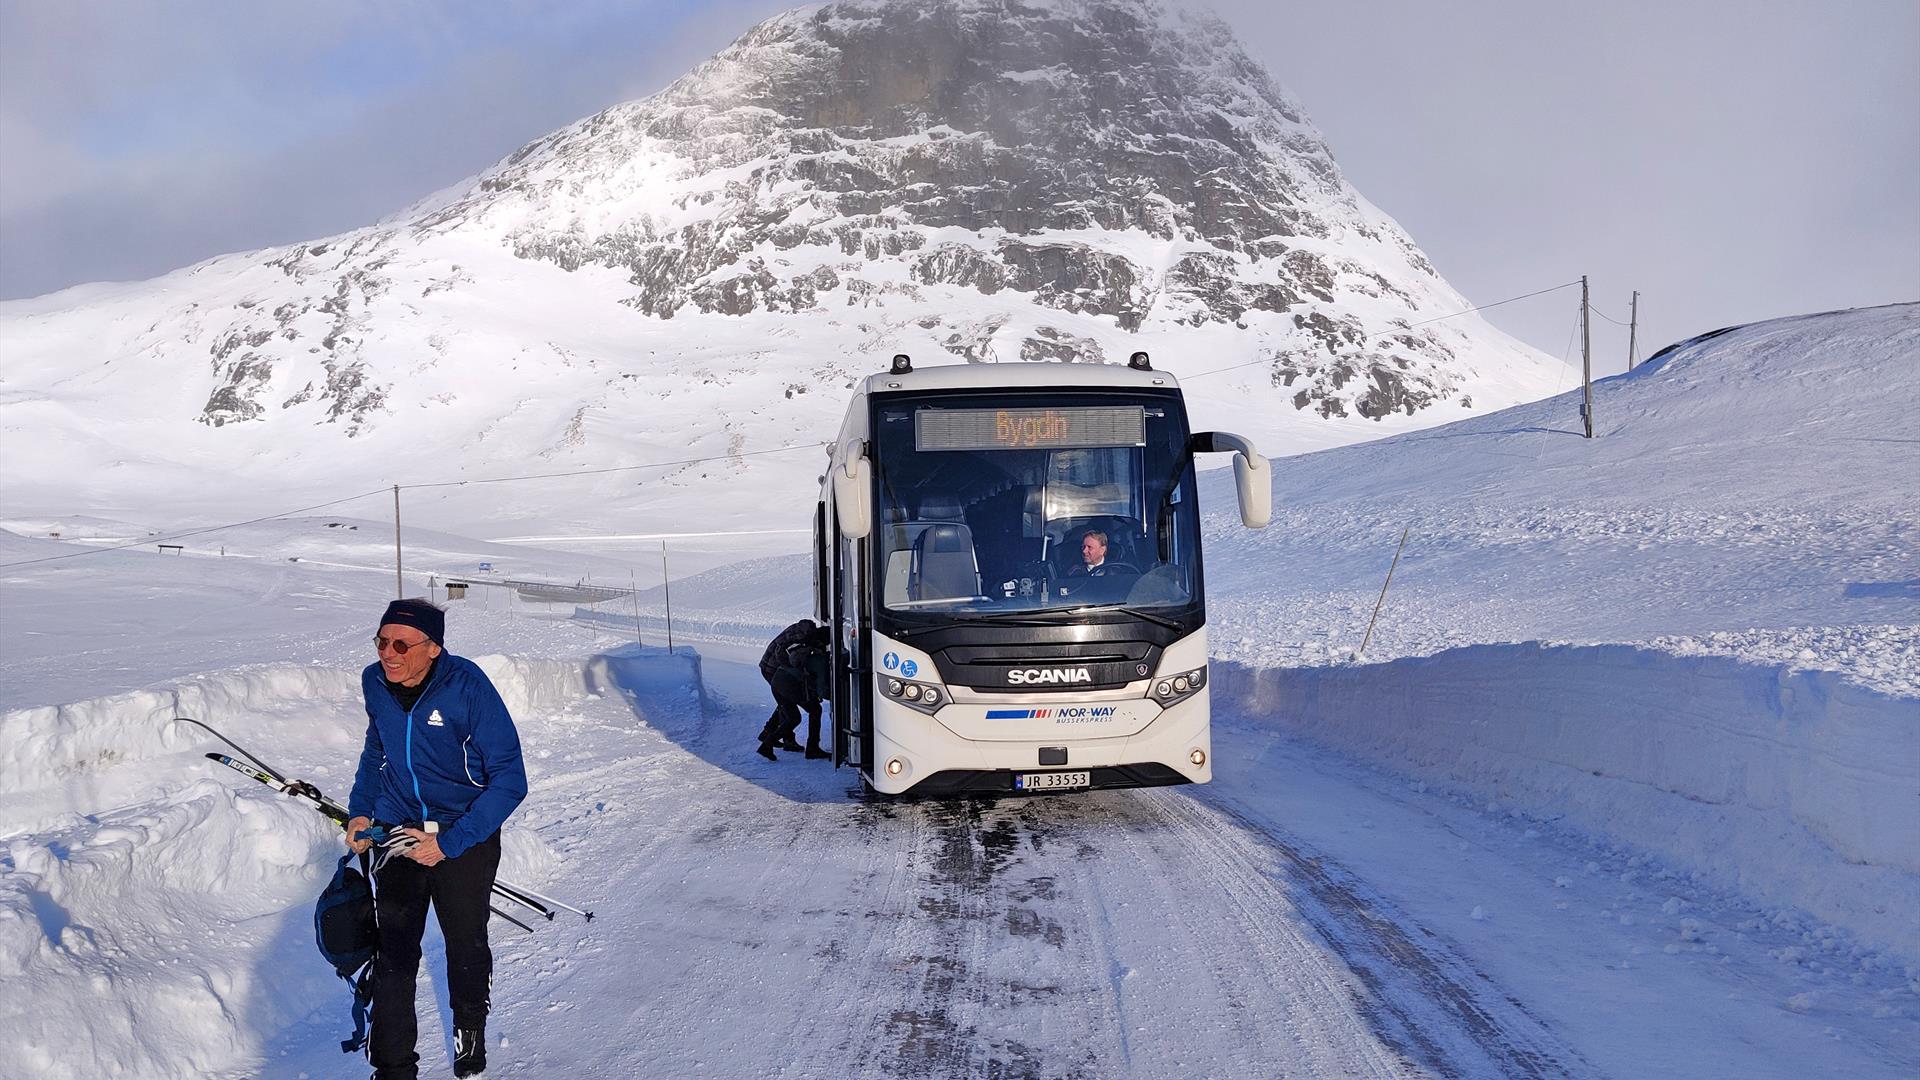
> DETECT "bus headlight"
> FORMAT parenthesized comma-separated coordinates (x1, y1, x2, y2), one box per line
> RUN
(883, 675, 948, 715)
(1150, 666, 1208, 707)
(886, 758, 905, 777)
(1190, 748, 1207, 767)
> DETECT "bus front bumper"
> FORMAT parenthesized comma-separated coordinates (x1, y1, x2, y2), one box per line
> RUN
(904, 762, 1192, 796)
(863, 688, 1212, 796)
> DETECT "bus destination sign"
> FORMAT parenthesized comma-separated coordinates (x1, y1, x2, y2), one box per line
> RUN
(916, 406, 1146, 451)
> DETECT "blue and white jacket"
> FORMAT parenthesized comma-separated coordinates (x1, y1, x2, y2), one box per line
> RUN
(348, 654, 528, 860)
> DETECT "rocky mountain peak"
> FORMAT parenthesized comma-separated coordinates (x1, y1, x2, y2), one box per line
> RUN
(3, 0, 1562, 535)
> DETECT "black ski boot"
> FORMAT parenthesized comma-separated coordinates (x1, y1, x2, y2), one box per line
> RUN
(805, 745, 830, 760)
(777, 737, 804, 752)
(756, 739, 778, 761)
(453, 1028, 486, 1077)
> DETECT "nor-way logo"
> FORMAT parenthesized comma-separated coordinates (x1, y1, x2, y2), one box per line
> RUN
(986, 705, 1120, 724)
(1006, 667, 1093, 685)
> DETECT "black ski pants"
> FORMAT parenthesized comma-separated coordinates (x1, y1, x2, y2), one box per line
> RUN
(760, 667, 822, 748)
(369, 831, 501, 1078)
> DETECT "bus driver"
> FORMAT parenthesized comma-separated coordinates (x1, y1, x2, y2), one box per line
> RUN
(1072, 530, 1112, 576)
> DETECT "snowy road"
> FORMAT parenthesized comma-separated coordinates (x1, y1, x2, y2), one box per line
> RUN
(386, 648, 1590, 1080)
(6, 637, 1912, 1079)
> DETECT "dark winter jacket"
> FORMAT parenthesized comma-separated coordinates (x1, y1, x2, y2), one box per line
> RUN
(760, 620, 817, 681)
(348, 654, 528, 860)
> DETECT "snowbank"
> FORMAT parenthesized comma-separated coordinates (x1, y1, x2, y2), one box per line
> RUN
(1215, 641, 1920, 959)
(0, 655, 602, 1078)
(0, 779, 340, 1079)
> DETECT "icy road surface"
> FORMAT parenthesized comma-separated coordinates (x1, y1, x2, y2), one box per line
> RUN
(394, 649, 1587, 1080)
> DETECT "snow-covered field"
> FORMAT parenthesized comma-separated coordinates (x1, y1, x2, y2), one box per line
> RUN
(1, 304, 1915, 1078)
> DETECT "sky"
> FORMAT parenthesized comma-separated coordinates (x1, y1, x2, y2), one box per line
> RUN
(1, 0, 1915, 365)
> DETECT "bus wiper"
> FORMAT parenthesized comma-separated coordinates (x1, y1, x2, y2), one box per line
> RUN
(1065, 604, 1186, 632)
(962, 610, 1085, 627)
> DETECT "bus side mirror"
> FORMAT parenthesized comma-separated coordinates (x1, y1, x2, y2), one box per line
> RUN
(834, 452, 873, 539)
(1232, 449, 1271, 529)
(1192, 431, 1272, 529)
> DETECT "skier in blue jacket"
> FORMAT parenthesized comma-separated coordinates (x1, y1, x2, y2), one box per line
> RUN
(348, 598, 527, 1080)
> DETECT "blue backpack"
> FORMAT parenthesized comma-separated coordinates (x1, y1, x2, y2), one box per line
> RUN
(315, 852, 379, 1052)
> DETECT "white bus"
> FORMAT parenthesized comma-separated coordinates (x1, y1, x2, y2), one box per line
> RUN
(814, 353, 1271, 796)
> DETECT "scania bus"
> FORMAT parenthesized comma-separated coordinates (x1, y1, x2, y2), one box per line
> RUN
(814, 353, 1270, 796)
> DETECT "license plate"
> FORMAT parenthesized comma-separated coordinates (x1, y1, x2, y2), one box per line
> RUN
(1015, 770, 1091, 791)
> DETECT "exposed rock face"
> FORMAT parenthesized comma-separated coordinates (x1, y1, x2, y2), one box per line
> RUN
(401, 0, 1511, 422)
(466, 0, 1358, 325)
(14, 0, 1556, 443)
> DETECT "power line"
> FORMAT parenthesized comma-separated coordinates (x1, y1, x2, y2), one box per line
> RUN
(401, 442, 830, 491)
(2, 441, 835, 569)
(1181, 279, 1584, 381)
(0, 488, 390, 569)
(1587, 302, 1631, 326)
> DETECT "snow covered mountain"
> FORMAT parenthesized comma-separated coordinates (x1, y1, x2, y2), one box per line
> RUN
(1, 306, 1914, 1080)
(0, 0, 1564, 540)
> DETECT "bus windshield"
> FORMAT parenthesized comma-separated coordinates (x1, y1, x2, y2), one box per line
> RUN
(871, 391, 1201, 619)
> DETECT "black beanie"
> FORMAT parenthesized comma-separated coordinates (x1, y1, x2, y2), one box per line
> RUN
(380, 598, 445, 645)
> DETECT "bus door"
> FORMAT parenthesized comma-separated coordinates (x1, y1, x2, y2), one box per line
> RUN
(833, 529, 870, 769)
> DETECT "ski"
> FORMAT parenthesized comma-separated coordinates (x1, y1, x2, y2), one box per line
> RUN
(208, 752, 352, 825)
(193, 730, 594, 922)
(174, 716, 288, 782)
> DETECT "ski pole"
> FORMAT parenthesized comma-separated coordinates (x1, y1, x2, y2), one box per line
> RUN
(489, 886, 555, 922)
(490, 905, 534, 934)
(491, 881, 594, 922)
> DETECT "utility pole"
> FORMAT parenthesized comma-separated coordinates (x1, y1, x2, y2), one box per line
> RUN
(393, 485, 404, 597)
(1627, 290, 1640, 372)
(661, 541, 675, 654)
(1581, 276, 1594, 439)
(1357, 526, 1410, 659)
(629, 569, 643, 645)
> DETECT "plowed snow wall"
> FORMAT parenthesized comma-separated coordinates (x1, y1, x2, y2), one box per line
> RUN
(1215, 643, 1920, 960)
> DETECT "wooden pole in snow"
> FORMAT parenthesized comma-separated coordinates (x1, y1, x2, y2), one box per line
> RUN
(662, 541, 675, 655)
(629, 570, 643, 645)
(1357, 526, 1410, 659)
(393, 485, 404, 597)
(1581, 276, 1594, 438)
(1627, 290, 1640, 371)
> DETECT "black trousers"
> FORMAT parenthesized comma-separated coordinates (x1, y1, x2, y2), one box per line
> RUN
(760, 668, 822, 748)
(369, 832, 501, 1077)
